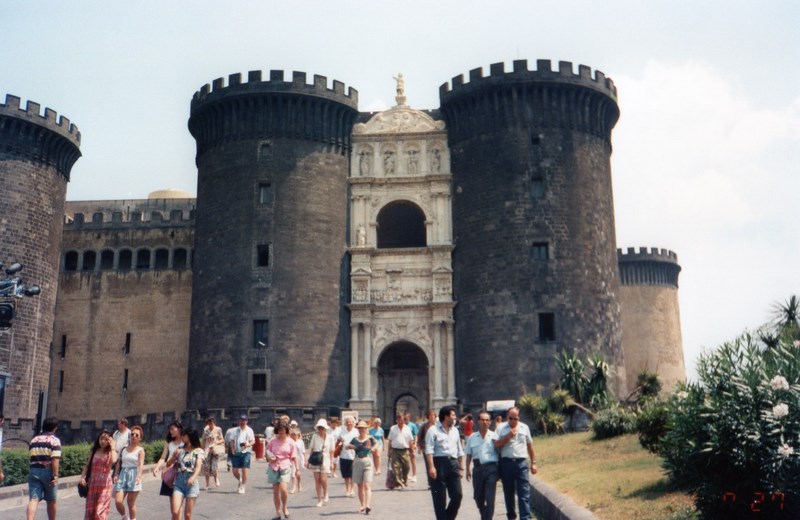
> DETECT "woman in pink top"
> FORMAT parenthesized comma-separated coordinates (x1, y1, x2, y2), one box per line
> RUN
(265, 422, 297, 520)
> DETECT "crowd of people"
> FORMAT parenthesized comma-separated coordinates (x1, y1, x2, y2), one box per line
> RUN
(19, 406, 538, 520)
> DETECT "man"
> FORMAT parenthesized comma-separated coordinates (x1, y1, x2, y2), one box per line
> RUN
(465, 411, 499, 520)
(27, 417, 61, 520)
(387, 413, 415, 488)
(425, 405, 464, 520)
(494, 407, 538, 520)
(405, 412, 419, 482)
(339, 416, 359, 497)
(112, 417, 130, 457)
(229, 414, 255, 494)
(418, 409, 437, 487)
(224, 420, 238, 471)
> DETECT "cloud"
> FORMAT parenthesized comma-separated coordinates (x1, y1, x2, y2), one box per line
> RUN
(610, 60, 800, 378)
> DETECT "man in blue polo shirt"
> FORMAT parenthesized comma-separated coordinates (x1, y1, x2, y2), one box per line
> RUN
(465, 410, 499, 520)
(425, 405, 464, 519)
(494, 407, 538, 520)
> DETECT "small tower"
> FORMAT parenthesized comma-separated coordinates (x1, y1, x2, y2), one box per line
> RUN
(187, 71, 358, 409)
(618, 247, 685, 394)
(439, 60, 625, 403)
(0, 94, 81, 420)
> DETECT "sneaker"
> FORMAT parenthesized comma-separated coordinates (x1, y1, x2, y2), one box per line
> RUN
(237, 484, 245, 494)
(410, 475, 417, 483)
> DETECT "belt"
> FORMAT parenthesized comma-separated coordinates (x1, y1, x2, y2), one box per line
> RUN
(393, 447, 409, 451)
(473, 460, 497, 466)
(357, 455, 370, 458)
(433, 456, 459, 460)
(501, 457, 528, 462)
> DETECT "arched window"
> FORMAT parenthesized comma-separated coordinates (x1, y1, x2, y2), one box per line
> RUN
(100, 249, 114, 270)
(173, 248, 188, 270)
(64, 251, 79, 271)
(154, 248, 169, 269)
(118, 249, 132, 270)
(136, 249, 151, 270)
(377, 201, 427, 248)
(81, 251, 96, 271)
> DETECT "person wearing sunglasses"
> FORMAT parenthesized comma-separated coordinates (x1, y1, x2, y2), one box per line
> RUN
(494, 407, 538, 520)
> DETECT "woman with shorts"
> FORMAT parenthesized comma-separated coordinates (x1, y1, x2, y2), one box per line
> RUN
(306, 418, 335, 507)
(265, 422, 297, 519)
(368, 418, 384, 476)
(113, 425, 144, 520)
(152, 421, 184, 503)
(347, 420, 380, 515)
(289, 427, 305, 494)
(169, 429, 205, 520)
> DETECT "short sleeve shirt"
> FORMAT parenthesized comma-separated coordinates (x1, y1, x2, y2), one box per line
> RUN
(464, 430, 499, 463)
(496, 421, 532, 459)
(29, 432, 62, 468)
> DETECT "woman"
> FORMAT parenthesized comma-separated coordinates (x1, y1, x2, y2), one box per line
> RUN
(113, 425, 144, 520)
(306, 418, 335, 507)
(152, 421, 184, 502)
(347, 420, 380, 515)
(289, 427, 305, 494)
(368, 417, 384, 476)
(169, 429, 205, 520)
(266, 422, 297, 520)
(201, 417, 224, 490)
(80, 430, 118, 520)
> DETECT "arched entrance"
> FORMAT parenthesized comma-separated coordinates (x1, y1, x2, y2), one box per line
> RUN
(377, 341, 429, 423)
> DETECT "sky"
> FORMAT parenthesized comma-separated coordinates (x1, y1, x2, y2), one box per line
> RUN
(2, 1, 798, 380)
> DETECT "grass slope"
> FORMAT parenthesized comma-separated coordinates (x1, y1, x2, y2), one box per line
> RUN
(534, 432, 696, 520)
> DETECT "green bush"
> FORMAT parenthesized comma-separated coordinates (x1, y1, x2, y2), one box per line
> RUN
(591, 403, 636, 439)
(636, 399, 669, 453)
(660, 333, 800, 519)
(0, 440, 166, 487)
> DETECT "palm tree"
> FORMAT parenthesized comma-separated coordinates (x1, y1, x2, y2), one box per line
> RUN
(771, 295, 799, 332)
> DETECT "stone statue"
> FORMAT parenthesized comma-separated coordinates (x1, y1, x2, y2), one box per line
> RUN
(407, 150, 419, 175)
(393, 73, 407, 106)
(430, 149, 441, 173)
(359, 151, 371, 176)
(383, 151, 395, 174)
(357, 224, 367, 246)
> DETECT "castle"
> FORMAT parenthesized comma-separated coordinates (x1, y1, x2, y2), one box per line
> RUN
(0, 59, 685, 434)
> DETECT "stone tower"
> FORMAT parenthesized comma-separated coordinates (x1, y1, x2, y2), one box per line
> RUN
(187, 71, 358, 409)
(0, 94, 81, 420)
(618, 247, 685, 395)
(439, 60, 626, 404)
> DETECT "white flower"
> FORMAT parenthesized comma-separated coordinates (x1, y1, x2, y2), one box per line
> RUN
(773, 403, 790, 419)
(794, 340, 800, 349)
(676, 391, 689, 400)
(771, 375, 790, 391)
(777, 443, 794, 458)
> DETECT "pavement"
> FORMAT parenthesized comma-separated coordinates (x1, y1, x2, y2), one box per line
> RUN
(1, 451, 546, 519)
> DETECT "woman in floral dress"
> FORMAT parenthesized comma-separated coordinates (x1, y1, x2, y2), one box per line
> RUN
(80, 430, 118, 520)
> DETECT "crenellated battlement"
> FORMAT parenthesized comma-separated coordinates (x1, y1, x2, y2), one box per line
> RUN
(0, 94, 82, 179)
(188, 70, 359, 156)
(0, 94, 81, 147)
(63, 198, 196, 228)
(439, 59, 616, 102)
(438, 59, 619, 145)
(617, 246, 681, 288)
(191, 69, 358, 111)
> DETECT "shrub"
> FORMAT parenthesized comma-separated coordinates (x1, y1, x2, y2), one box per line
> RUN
(591, 403, 636, 440)
(636, 399, 669, 453)
(660, 333, 800, 518)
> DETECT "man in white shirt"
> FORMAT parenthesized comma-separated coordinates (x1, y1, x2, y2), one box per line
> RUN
(425, 405, 464, 520)
(387, 413, 415, 488)
(465, 410, 499, 520)
(112, 418, 130, 457)
(494, 407, 538, 520)
(229, 415, 255, 494)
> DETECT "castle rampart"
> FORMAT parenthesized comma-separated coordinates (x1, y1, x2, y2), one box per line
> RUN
(189, 70, 358, 157)
(0, 94, 81, 179)
(617, 246, 681, 288)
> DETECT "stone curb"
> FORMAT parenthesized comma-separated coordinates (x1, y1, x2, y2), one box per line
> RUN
(531, 475, 599, 520)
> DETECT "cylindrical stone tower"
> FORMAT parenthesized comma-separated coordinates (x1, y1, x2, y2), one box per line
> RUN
(187, 70, 358, 409)
(439, 60, 625, 404)
(0, 94, 81, 420)
(618, 247, 685, 395)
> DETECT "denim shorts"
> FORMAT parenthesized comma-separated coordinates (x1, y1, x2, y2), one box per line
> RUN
(114, 467, 142, 493)
(28, 466, 57, 502)
(230, 452, 251, 468)
(267, 466, 292, 484)
(172, 472, 200, 498)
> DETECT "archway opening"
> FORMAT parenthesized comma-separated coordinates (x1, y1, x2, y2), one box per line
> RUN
(376, 201, 426, 248)
(377, 341, 429, 423)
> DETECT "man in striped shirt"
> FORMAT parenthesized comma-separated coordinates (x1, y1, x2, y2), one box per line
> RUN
(27, 417, 61, 520)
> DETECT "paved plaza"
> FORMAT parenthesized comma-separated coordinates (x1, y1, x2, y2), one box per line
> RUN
(2, 451, 544, 519)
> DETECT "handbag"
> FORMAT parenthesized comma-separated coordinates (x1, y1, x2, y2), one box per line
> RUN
(78, 451, 95, 498)
(308, 450, 323, 466)
(161, 464, 178, 488)
(333, 438, 343, 458)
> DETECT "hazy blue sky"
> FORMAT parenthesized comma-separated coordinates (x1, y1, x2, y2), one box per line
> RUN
(2, 1, 798, 380)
